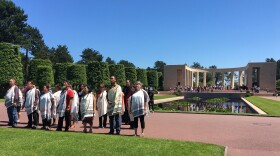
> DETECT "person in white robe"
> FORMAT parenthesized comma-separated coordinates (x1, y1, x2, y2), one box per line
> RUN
(52, 85, 61, 125)
(39, 85, 54, 130)
(96, 83, 108, 128)
(70, 87, 79, 129)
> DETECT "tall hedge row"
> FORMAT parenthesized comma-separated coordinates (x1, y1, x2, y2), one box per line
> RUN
(28, 59, 52, 85)
(0, 43, 23, 97)
(125, 67, 137, 85)
(100, 62, 110, 87)
(54, 63, 70, 85)
(87, 61, 102, 91)
(109, 64, 126, 86)
(67, 64, 87, 88)
(147, 70, 158, 88)
(136, 69, 148, 86)
(37, 66, 54, 90)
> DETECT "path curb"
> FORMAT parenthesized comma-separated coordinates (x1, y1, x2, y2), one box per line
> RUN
(224, 146, 228, 156)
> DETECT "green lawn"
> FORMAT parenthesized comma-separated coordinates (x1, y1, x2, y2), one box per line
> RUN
(0, 99, 4, 103)
(0, 128, 224, 156)
(245, 96, 280, 116)
(154, 95, 178, 100)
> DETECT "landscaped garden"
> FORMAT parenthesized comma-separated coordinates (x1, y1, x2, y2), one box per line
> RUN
(245, 96, 280, 116)
(0, 128, 224, 156)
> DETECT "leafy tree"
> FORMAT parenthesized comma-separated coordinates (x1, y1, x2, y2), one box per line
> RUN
(191, 62, 204, 69)
(266, 58, 276, 62)
(87, 61, 102, 91)
(0, 0, 27, 44)
(125, 67, 137, 85)
(105, 57, 116, 65)
(109, 64, 126, 86)
(54, 63, 70, 85)
(37, 66, 54, 91)
(0, 43, 23, 97)
(209, 65, 221, 85)
(154, 61, 166, 74)
(49, 45, 74, 65)
(118, 60, 135, 68)
(147, 70, 158, 88)
(136, 69, 148, 86)
(77, 48, 103, 64)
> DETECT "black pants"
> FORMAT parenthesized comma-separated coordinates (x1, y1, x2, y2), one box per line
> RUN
(99, 115, 107, 127)
(109, 115, 120, 134)
(149, 100, 154, 111)
(57, 111, 71, 131)
(28, 111, 39, 127)
(134, 115, 145, 129)
(42, 118, 51, 128)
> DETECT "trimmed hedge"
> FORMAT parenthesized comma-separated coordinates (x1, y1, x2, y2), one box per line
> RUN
(136, 69, 148, 86)
(100, 62, 110, 87)
(87, 61, 102, 91)
(37, 66, 54, 90)
(54, 63, 70, 85)
(125, 67, 137, 85)
(0, 43, 23, 97)
(147, 70, 158, 88)
(67, 64, 87, 88)
(28, 59, 52, 85)
(109, 64, 126, 86)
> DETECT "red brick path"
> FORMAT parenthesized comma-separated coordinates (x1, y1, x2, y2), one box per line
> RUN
(0, 103, 279, 156)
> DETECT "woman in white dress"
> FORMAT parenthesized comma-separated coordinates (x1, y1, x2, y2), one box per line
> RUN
(39, 85, 54, 130)
(96, 83, 108, 128)
(52, 85, 61, 125)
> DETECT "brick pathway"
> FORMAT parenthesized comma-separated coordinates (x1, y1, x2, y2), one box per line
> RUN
(0, 103, 279, 156)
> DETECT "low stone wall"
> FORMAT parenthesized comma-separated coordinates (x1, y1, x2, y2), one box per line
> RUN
(184, 92, 247, 99)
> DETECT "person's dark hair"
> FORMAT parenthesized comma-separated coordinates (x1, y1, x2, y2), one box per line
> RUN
(28, 80, 34, 85)
(84, 85, 92, 93)
(55, 84, 61, 90)
(111, 76, 116, 80)
(45, 84, 50, 90)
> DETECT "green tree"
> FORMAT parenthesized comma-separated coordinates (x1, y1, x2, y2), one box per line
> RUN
(0, 0, 27, 44)
(191, 62, 204, 69)
(147, 70, 158, 88)
(266, 58, 276, 62)
(67, 64, 87, 89)
(105, 57, 116, 65)
(77, 48, 103, 64)
(100, 62, 110, 87)
(49, 45, 74, 65)
(0, 43, 23, 97)
(154, 61, 166, 74)
(87, 61, 102, 91)
(109, 64, 126, 86)
(28, 59, 52, 85)
(118, 60, 135, 68)
(125, 67, 137, 85)
(37, 66, 54, 91)
(54, 63, 70, 85)
(136, 69, 148, 86)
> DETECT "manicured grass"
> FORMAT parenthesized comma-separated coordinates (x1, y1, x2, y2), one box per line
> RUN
(154, 95, 178, 100)
(0, 99, 4, 103)
(245, 96, 280, 116)
(0, 128, 224, 156)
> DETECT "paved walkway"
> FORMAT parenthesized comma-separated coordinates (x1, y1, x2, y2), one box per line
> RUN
(0, 103, 279, 156)
(259, 96, 280, 102)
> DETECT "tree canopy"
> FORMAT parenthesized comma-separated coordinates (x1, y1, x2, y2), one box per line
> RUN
(118, 60, 135, 68)
(49, 45, 74, 65)
(154, 60, 166, 74)
(105, 57, 116, 65)
(77, 48, 103, 64)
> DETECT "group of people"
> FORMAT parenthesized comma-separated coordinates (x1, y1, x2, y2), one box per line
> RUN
(5, 76, 153, 136)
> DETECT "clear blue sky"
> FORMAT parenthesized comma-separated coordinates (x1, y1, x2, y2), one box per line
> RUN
(14, 0, 280, 68)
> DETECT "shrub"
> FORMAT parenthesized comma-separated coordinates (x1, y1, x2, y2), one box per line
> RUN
(37, 66, 54, 91)
(100, 62, 110, 87)
(136, 68, 148, 86)
(28, 59, 52, 85)
(173, 89, 181, 96)
(87, 61, 102, 91)
(147, 70, 158, 88)
(0, 43, 23, 97)
(125, 67, 137, 85)
(109, 64, 126, 86)
(245, 90, 251, 97)
(67, 64, 87, 89)
(54, 63, 70, 85)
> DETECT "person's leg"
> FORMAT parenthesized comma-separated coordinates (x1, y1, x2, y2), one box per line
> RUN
(89, 118, 93, 133)
(83, 121, 87, 133)
(56, 116, 64, 131)
(133, 117, 139, 136)
(33, 111, 39, 129)
(27, 113, 33, 128)
(42, 118, 46, 129)
(115, 115, 120, 135)
(103, 115, 107, 128)
(99, 116, 102, 128)
(109, 115, 114, 134)
(140, 115, 145, 136)
(17, 106, 21, 122)
(65, 111, 71, 131)
(12, 106, 18, 127)
(7, 107, 13, 126)
(149, 101, 151, 111)
(151, 101, 154, 112)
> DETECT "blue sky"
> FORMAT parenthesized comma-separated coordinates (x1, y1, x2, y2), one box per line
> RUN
(14, 0, 280, 68)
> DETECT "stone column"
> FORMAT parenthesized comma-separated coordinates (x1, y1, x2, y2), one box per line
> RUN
(244, 71, 247, 86)
(182, 68, 186, 86)
(231, 71, 235, 89)
(238, 71, 243, 86)
(203, 72, 207, 86)
(186, 70, 189, 87)
(196, 72, 200, 87)
(212, 72, 216, 86)
(221, 72, 225, 87)
(191, 71, 194, 87)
